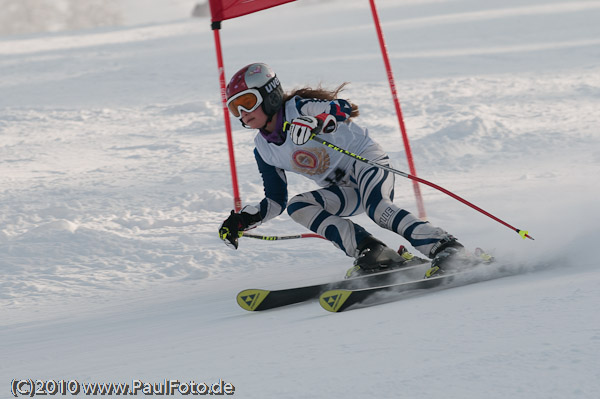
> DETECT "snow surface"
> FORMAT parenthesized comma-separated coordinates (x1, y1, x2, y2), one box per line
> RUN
(1, 0, 599, 398)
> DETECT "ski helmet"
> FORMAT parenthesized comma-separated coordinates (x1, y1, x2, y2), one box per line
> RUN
(226, 63, 283, 120)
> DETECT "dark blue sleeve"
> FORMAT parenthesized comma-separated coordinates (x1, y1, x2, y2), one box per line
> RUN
(254, 148, 288, 220)
(294, 97, 353, 122)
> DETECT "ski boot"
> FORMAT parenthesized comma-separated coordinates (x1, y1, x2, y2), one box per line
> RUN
(345, 236, 417, 279)
(424, 237, 494, 278)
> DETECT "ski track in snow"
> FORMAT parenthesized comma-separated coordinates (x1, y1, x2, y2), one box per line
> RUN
(1, 0, 599, 398)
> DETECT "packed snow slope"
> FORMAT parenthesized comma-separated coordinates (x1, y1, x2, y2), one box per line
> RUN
(1, 0, 599, 398)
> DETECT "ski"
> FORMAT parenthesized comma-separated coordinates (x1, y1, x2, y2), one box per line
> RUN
(319, 261, 505, 312)
(236, 260, 430, 311)
(319, 273, 456, 312)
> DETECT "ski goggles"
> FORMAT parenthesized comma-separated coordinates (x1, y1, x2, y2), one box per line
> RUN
(226, 89, 264, 119)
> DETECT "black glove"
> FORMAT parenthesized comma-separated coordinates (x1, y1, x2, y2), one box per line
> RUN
(218, 206, 262, 249)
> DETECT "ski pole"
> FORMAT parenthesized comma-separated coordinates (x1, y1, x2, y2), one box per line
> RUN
(312, 135, 534, 240)
(242, 232, 325, 241)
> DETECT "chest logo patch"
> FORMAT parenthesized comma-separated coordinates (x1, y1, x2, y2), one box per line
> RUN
(292, 148, 330, 176)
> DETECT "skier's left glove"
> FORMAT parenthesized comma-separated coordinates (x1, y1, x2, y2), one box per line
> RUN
(289, 113, 337, 145)
(218, 205, 262, 250)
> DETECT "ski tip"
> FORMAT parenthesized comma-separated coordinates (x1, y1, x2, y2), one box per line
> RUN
(236, 289, 270, 311)
(319, 289, 353, 313)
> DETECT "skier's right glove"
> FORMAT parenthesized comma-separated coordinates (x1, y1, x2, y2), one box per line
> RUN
(218, 205, 262, 249)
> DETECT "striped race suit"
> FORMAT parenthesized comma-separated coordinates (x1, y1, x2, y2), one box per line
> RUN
(252, 95, 450, 259)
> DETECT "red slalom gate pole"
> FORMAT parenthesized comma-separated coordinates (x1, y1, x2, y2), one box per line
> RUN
(369, 0, 426, 220)
(212, 22, 242, 212)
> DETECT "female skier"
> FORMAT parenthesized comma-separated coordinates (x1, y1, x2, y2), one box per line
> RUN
(218, 62, 466, 278)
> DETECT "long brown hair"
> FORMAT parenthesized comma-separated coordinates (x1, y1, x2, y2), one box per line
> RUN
(283, 82, 360, 120)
